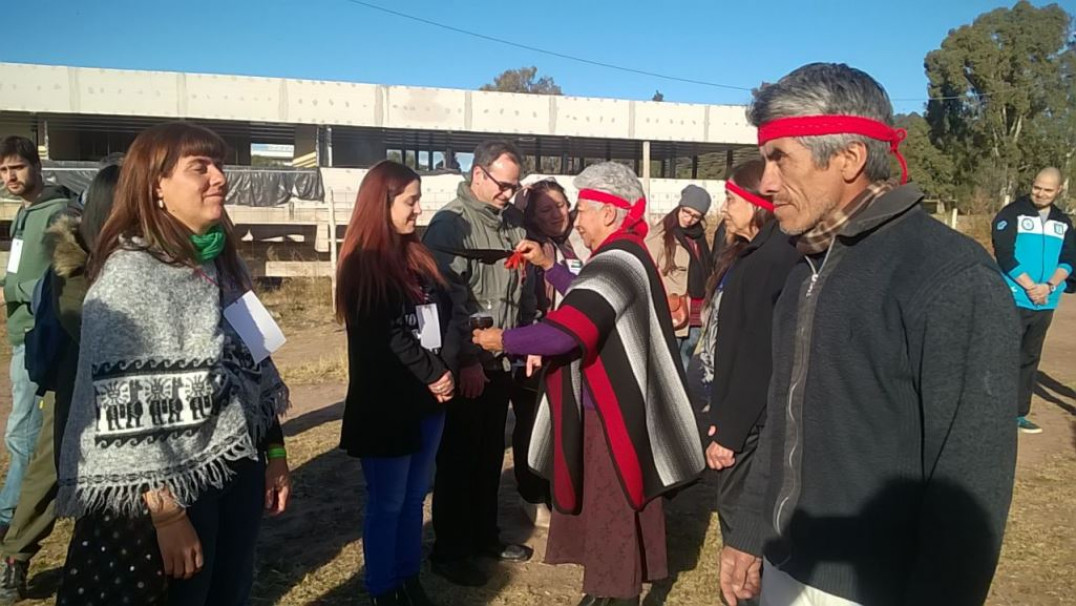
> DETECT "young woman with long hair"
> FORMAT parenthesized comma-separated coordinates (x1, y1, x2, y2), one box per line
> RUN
(336, 160, 453, 606)
(56, 122, 291, 605)
(645, 185, 714, 370)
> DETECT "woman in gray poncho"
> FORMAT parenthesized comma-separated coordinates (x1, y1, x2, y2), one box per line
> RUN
(55, 122, 292, 606)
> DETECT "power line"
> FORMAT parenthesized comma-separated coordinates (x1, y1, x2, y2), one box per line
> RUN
(341, 0, 752, 92)
(342, 0, 995, 104)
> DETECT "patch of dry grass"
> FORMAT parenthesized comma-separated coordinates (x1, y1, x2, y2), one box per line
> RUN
(258, 277, 335, 332)
(961, 213, 996, 252)
(12, 410, 1076, 605)
(279, 351, 348, 385)
(988, 447, 1076, 605)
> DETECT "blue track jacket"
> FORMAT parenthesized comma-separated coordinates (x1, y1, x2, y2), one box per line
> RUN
(992, 196, 1076, 310)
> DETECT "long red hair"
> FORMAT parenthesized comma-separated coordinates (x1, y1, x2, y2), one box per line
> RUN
(335, 161, 445, 321)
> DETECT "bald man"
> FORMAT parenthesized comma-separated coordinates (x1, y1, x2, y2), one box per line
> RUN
(992, 168, 1074, 434)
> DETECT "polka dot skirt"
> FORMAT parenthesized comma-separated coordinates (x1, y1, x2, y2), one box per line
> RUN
(56, 513, 168, 605)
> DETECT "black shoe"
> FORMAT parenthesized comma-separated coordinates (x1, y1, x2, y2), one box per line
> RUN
(0, 558, 27, 606)
(595, 598, 640, 606)
(577, 596, 599, 606)
(400, 576, 438, 606)
(480, 542, 533, 563)
(430, 559, 488, 587)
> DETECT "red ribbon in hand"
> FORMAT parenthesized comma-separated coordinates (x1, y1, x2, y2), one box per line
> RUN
(504, 250, 527, 271)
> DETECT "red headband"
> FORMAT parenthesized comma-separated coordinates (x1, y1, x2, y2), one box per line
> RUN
(578, 188, 649, 238)
(725, 181, 774, 212)
(757, 115, 909, 184)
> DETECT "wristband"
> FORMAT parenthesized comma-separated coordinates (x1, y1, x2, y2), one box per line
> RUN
(267, 445, 288, 460)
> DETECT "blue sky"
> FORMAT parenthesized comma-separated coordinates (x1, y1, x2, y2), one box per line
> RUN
(3, 0, 1073, 114)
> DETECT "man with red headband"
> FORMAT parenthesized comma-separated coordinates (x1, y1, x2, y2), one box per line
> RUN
(718, 63, 1019, 606)
(473, 162, 705, 606)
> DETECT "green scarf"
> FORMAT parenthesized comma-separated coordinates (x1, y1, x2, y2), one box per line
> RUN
(190, 224, 225, 263)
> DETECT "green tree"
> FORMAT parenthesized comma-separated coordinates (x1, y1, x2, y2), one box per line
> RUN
(480, 66, 563, 95)
(924, 1, 1074, 208)
(895, 113, 956, 202)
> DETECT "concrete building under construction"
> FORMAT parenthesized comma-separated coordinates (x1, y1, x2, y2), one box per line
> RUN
(0, 62, 758, 276)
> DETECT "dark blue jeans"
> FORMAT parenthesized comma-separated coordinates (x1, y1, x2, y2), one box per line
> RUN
(168, 457, 265, 606)
(361, 411, 445, 596)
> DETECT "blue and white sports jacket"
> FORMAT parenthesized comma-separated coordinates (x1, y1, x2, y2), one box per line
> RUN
(992, 196, 1076, 310)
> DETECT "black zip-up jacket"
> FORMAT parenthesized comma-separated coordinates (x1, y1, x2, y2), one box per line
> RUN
(734, 185, 1020, 605)
(708, 220, 802, 452)
(340, 280, 453, 458)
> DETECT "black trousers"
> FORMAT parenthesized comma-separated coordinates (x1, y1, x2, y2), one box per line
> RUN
(1018, 308, 1054, 417)
(432, 369, 512, 562)
(509, 374, 551, 505)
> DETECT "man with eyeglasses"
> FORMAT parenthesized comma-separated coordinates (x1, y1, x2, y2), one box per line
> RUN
(423, 140, 538, 586)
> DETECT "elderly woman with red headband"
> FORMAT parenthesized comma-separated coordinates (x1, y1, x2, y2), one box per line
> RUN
(472, 162, 704, 606)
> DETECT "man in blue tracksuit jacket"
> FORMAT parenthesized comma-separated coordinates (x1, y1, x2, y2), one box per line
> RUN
(992, 167, 1074, 434)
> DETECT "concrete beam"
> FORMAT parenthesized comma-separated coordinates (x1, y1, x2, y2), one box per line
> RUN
(0, 63, 756, 146)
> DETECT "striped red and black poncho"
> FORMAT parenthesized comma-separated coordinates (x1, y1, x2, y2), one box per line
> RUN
(528, 233, 705, 514)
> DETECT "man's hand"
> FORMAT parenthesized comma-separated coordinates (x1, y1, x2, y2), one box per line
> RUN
(719, 546, 762, 606)
(1027, 283, 1051, 306)
(515, 240, 554, 270)
(458, 363, 489, 399)
(706, 426, 736, 470)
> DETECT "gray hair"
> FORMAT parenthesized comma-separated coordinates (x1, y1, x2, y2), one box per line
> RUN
(748, 63, 895, 182)
(574, 161, 645, 207)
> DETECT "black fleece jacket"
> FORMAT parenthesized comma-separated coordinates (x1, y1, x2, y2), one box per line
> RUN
(734, 185, 1020, 606)
(708, 220, 802, 452)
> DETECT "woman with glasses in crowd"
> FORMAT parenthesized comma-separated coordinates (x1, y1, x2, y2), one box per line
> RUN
(646, 185, 715, 370)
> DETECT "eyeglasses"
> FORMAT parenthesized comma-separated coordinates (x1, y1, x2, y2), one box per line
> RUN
(479, 165, 522, 196)
(679, 207, 704, 222)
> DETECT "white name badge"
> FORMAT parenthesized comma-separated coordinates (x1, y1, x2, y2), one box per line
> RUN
(223, 291, 287, 364)
(566, 259, 583, 275)
(6, 239, 24, 274)
(416, 303, 442, 351)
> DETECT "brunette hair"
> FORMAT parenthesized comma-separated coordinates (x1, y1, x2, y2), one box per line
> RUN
(706, 159, 774, 298)
(90, 122, 247, 287)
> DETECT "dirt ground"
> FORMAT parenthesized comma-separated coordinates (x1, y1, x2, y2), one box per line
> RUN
(0, 296, 1074, 605)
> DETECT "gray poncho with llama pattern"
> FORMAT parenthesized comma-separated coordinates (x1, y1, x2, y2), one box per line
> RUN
(57, 246, 289, 517)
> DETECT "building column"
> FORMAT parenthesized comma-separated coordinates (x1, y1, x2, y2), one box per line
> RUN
(642, 141, 652, 199)
(293, 125, 319, 168)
